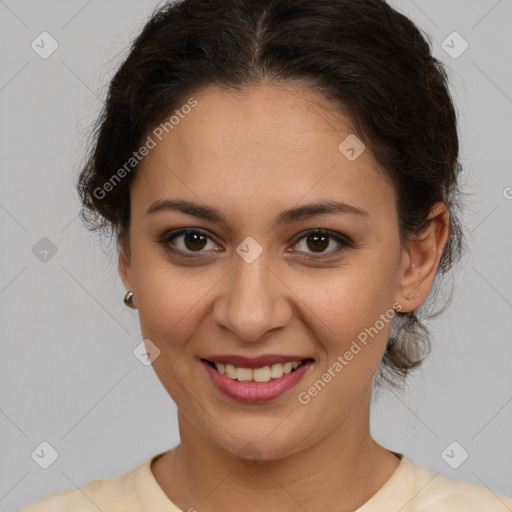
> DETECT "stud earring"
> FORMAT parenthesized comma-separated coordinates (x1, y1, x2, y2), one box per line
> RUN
(124, 291, 136, 308)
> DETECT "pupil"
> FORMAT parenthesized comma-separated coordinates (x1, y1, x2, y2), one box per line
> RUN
(307, 234, 328, 252)
(185, 233, 207, 251)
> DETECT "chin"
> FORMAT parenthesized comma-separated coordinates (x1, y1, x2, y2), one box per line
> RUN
(214, 428, 309, 464)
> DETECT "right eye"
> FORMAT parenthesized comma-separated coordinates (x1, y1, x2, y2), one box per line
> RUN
(158, 228, 222, 256)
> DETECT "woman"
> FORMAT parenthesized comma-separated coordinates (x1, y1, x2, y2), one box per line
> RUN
(19, 0, 512, 510)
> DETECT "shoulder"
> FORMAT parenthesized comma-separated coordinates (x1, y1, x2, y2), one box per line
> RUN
(17, 457, 149, 512)
(17, 479, 110, 511)
(403, 458, 512, 511)
(18, 486, 86, 511)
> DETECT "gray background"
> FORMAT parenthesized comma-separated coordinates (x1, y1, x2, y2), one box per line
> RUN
(1, 0, 511, 510)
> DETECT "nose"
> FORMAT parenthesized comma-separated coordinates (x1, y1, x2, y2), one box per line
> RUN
(212, 249, 292, 343)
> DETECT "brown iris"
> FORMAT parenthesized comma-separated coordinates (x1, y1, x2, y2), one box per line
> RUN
(184, 232, 208, 251)
(305, 233, 329, 253)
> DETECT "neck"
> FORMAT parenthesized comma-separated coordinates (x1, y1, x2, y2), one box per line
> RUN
(152, 396, 400, 511)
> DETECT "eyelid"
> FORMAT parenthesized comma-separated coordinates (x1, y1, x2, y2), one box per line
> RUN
(292, 228, 354, 247)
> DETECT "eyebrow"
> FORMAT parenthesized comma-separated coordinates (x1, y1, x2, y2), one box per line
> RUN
(145, 199, 368, 228)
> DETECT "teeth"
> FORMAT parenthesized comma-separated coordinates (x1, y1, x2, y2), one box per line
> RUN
(213, 360, 304, 382)
(236, 367, 253, 381)
(269, 363, 283, 379)
(253, 366, 271, 382)
(225, 364, 237, 379)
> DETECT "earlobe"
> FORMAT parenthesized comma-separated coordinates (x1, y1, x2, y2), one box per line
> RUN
(395, 203, 450, 312)
(394, 254, 421, 313)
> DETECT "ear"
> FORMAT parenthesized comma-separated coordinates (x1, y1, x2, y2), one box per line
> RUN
(395, 202, 450, 312)
(118, 239, 135, 307)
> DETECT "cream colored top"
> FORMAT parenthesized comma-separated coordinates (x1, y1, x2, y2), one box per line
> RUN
(18, 451, 512, 511)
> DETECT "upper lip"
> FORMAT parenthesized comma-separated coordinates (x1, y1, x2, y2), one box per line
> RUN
(201, 354, 313, 368)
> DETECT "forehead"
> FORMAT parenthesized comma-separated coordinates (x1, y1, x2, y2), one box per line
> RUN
(131, 83, 396, 224)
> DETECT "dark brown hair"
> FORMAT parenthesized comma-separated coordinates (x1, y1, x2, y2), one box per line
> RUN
(77, 0, 464, 389)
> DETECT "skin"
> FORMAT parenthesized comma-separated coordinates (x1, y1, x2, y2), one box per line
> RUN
(118, 82, 449, 511)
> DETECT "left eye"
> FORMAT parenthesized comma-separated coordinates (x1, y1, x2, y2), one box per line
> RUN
(292, 229, 350, 255)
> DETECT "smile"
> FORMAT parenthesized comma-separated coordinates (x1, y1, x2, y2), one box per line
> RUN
(200, 356, 314, 403)
(206, 359, 306, 382)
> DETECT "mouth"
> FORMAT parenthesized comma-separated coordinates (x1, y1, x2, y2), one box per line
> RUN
(200, 356, 315, 403)
(201, 358, 314, 383)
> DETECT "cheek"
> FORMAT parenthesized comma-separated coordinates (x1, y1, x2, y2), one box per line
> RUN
(290, 256, 400, 385)
(137, 276, 211, 347)
(298, 262, 398, 336)
(131, 247, 215, 350)
(133, 263, 215, 400)
(291, 271, 398, 422)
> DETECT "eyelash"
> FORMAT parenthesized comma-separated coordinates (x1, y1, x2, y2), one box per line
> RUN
(157, 228, 353, 259)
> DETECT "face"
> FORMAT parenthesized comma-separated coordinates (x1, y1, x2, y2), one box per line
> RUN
(119, 83, 414, 461)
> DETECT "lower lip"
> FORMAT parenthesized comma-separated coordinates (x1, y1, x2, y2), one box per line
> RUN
(201, 359, 313, 403)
